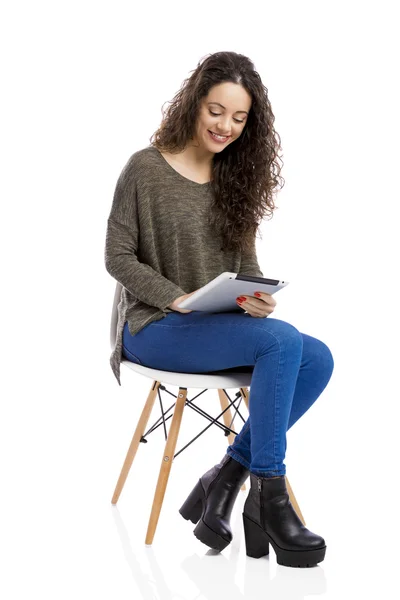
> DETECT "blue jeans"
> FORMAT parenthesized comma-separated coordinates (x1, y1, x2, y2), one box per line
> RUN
(122, 311, 334, 478)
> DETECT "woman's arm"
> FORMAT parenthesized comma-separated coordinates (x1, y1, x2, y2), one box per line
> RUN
(104, 156, 186, 310)
(238, 235, 264, 277)
(105, 218, 187, 310)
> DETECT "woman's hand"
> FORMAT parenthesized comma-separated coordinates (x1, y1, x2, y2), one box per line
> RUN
(236, 291, 277, 318)
(168, 290, 197, 313)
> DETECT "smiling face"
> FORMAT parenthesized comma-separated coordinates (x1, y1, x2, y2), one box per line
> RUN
(193, 82, 252, 152)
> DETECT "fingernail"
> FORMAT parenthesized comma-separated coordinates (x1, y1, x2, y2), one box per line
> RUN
(254, 292, 261, 297)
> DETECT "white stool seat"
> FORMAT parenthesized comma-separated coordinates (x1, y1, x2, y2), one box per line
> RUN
(121, 359, 254, 389)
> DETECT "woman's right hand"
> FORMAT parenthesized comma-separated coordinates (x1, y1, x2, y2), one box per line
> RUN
(168, 291, 197, 313)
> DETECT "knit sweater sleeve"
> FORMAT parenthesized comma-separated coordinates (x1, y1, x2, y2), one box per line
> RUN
(104, 158, 187, 311)
(239, 235, 264, 277)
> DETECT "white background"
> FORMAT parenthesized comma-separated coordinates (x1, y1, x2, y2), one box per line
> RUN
(1, 1, 399, 598)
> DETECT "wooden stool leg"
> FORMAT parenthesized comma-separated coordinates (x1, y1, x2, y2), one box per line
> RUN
(285, 476, 306, 525)
(111, 380, 161, 505)
(240, 387, 306, 525)
(218, 389, 247, 491)
(237, 387, 251, 491)
(218, 389, 236, 447)
(145, 387, 187, 545)
(239, 386, 250, 410)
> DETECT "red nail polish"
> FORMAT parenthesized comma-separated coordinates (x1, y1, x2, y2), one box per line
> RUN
(254, 292, 261, 297)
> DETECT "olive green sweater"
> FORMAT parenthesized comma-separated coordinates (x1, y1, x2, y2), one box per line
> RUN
(104, 145, 264, 385)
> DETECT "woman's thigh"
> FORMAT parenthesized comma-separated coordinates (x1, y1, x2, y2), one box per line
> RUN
(122, 311, 301, 373)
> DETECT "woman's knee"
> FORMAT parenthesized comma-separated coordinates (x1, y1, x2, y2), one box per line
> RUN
(302, 333, 335, 375)
(255, 318, 303, 358)
(317, 340, 335, 374)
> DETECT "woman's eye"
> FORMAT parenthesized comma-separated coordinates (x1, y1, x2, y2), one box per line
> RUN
(209, 111, 244, 124)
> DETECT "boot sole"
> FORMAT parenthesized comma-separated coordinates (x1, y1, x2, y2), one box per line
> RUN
(193, 518, 230, 552)
(243, 513, 326, 567)
(179, 480, 231, 551)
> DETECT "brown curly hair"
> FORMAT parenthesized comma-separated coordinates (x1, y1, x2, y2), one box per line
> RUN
(149, 51, 285, 254)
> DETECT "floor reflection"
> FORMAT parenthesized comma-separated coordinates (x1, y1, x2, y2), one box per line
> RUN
(111, 501, 327, 600)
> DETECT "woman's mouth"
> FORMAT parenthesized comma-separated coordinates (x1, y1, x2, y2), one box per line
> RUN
(208, 130, 231, 143)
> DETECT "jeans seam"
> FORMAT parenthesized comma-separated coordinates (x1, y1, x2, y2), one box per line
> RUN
(122, 344, 143, 365)
(273, 338, 285, 472)
(227, 418, 251, 467)
(229, 419, 250, 450)
(148, 320, 284, 336)
(250, 467, 286, 477)
(235, 418, 250, 440)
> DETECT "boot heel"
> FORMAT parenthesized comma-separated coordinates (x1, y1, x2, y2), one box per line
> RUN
(179, 480, 204, 524)
(243, 513, 270, 558)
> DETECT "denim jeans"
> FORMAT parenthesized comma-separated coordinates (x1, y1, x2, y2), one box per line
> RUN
(122, 311, 334, 478)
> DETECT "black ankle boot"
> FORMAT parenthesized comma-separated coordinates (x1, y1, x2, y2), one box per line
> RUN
(243, 473, 326, 567)
(179, 454, 249, 551)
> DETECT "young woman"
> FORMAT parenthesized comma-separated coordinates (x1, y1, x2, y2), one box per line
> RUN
(105, 51, 334, 568)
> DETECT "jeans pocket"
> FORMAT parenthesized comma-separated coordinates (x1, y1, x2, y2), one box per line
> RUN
(122, 345, 143, 365)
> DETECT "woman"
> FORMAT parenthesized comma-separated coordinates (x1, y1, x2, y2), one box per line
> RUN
(104, 51, 334, 568)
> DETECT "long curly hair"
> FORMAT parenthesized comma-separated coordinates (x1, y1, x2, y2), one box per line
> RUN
(149, 51, 285, 254)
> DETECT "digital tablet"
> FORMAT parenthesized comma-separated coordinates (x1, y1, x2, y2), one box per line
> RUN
(177, 272, 289, 312)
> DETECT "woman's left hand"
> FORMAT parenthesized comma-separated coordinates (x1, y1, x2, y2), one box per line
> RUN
(236, 291, 277, 318)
